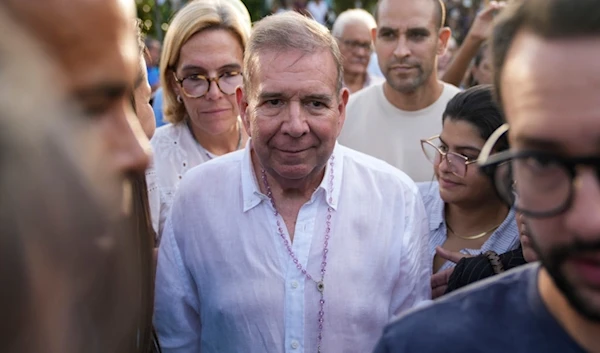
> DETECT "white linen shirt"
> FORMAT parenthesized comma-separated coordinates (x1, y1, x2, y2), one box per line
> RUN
(146, 122, 213, 239)
(154, 142, 432, 353)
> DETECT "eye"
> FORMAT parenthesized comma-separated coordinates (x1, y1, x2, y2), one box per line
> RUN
(438, 144, 449, 152)
(309, 101, 325, 108)
(266, 99, 283, 106)
(186, 75, 205, 82)
(379, 31, 396, 40)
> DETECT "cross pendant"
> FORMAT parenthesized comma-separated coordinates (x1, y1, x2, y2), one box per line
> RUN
(317, 281, 325, 293)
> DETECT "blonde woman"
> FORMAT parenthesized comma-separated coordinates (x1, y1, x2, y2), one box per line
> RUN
(148, 0, 251, 238)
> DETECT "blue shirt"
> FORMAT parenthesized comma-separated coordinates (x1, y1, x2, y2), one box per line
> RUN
(418, 181, 521, 271)
(152, 88, 166, 128)
(147, 65, 160, 87)
(373, 263, 587, 353)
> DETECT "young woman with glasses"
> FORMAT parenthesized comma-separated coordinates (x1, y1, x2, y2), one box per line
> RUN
(147, 0, 251, 238)
(418, 85, 521, 278)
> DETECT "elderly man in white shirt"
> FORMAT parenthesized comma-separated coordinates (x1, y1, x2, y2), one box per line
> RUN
(154, 11, 431, 353)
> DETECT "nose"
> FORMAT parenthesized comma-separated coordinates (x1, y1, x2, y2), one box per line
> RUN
(563, 168, 600, 240)
(437, 153, 452, 174)
(281, 101, 309, 138)
(112, 103, 151, 175)
(393, 36, 411, 59)
(204, 79, 224, 101)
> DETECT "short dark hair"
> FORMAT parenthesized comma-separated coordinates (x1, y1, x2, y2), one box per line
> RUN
(492, 0, 600, 109)
(374, 0, 445, 30)
(443, 85, 508, 152)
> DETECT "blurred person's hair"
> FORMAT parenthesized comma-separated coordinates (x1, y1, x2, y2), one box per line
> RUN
(130, 18, 160, 353)
(0, 7, 142, 353)
(244, 11, 343, 97)
(443, 84, 508, 152)
(492, 0, 600, 109)
(160, 0, 251, 124)
(331, 8, 377, 38)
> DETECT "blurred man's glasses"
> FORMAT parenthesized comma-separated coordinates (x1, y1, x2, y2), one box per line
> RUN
(478, 123, 600, 218)
(421, 135, 478, 178)
(339, 39, 373, 52)
(173, 71, 243, 98)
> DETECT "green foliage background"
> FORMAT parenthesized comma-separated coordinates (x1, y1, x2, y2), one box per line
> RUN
(136, 0, 379, 39)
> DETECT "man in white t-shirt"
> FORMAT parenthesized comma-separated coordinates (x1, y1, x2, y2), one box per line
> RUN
(339, 0, 460, 182)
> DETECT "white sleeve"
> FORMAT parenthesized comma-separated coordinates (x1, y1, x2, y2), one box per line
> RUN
(153, 209, 201, 352)
(390, 186, 432, 316)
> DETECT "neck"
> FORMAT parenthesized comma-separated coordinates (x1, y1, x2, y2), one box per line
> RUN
(188, 118, 245, 156)
(539, 268, 600, 353)
(383, 76, 443, 111)
(251, 149, 324, 202)
(344, 71, 366, 93)
(444, 196, 509, 235)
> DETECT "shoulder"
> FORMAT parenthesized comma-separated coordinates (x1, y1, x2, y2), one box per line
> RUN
(441, 82, 461, 100)
(151, 122, 182, 144)
(379, 264, 538, 351)
(347, 83, 383, 109)
(416, 181, 443, 211)
(340, 145, 418, 195)
(177, 150, 244, 194)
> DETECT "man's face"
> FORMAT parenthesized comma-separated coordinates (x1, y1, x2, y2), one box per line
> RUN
(502, 30, 600, 320)
(338, 21, 373, 76)
(374, 0, 449, 93)
(237, 49, 349, 184)
(10, 0, 150, 208)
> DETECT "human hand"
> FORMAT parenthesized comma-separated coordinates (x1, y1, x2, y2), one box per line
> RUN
(468, 1, 507, 42)
(431, 267, 454, 299)
(435, 246, 472, 264)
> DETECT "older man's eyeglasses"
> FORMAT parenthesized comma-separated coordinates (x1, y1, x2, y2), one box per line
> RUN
(172, 71, 243, 98)
(420, 135, 478, 178)
(478, 123, 600, 218)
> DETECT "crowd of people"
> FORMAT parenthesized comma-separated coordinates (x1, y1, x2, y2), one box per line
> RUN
(2, 0, 600, 352)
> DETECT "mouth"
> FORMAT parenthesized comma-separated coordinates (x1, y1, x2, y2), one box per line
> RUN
(202, 108, 230, 114)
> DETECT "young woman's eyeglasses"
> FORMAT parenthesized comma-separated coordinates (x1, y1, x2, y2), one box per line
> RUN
(478, 123, 600, 218)
(420, 135, 478, 178)
(172, 71, 243, 98)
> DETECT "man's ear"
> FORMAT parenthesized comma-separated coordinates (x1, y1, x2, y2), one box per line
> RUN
(335, 87, 350, 137)
(371, 27, 378, 44)
(236, 86, 251, 137)
(437, 27, 452, 56)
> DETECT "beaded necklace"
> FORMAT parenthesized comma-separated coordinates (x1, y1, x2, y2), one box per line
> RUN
(260, 155, 335, 353)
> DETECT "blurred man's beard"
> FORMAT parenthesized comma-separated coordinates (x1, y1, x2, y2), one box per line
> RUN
(531, 233, 600, 322)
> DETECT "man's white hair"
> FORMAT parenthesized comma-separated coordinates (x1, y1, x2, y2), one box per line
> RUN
(331, 8, 376, 38)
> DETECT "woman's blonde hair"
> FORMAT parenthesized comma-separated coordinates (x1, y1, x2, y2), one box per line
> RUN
(160, 0, 251, 124)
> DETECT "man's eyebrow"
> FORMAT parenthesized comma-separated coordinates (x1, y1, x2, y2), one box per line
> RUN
(302, 94, 333, 102)
(406, 27, 431, 35)
(258, 92, 287, 100)
(378, 26, 398, 34)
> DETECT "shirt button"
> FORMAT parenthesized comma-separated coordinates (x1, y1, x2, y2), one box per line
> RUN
(291, 340, 299, 349)
(291, 281, 298, 289)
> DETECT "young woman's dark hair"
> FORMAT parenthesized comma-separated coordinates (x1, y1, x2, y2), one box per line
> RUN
(442, 84, 509, 152)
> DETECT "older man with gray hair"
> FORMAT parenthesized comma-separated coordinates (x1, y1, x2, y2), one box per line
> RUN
(154, 11, 431, 353)
(332, 9, 382, 94)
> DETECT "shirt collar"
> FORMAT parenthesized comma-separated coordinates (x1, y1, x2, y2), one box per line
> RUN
(240, 140, 344, 213)
(427, 184, 446, 231)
